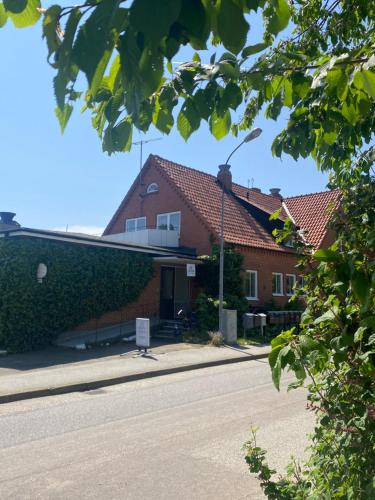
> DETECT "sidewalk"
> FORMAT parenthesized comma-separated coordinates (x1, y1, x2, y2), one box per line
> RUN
(0, 341, 271, 404)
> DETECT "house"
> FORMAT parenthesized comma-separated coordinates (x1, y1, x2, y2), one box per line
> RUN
(103, 154, 340, 317)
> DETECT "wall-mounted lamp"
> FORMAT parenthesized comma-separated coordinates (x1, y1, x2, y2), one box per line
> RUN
(37, 263, 48, 283)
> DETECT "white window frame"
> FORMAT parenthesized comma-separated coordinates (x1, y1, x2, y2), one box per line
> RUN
(245, 270, 258, 301)
(272, 272, 284, 296)
(146, 182, 159, 194)
(286, 274, 296, 296)
(125, 216, 146, 232)
(156, 211, 181, 234)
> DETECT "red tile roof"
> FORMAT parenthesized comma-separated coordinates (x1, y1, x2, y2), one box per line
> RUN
(152, 156, 290, 252)
(284, 190, 341, 248)
(151, 155, 340, 251)
(105, 154, 339, 252)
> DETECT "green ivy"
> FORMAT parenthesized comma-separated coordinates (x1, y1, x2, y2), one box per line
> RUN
(195, 246, 248, 331)
(0, 238, 153, 352)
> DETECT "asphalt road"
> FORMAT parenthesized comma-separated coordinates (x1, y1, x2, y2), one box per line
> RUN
(0, 359, 313, 500)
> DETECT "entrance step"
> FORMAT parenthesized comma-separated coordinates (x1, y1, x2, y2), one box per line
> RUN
(153, 319, 187, 340)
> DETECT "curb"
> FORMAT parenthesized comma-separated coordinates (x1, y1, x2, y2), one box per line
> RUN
(0, 351, 269, 405)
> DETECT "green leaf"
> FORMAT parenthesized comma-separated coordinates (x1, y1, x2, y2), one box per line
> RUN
(314, 309, 336, 324)
(222, 82, 242, 110)
(341, 102, 359, 124)
(53, 7, 82, 110)
(178, 0, 210, 50)
(209, 109, 231, 139)
(103, 118, 133, 154)
(314, 249, 341, 262)
(177, 99, 201, 140)
(216, 0, 249, 54)
(55, 104, 73, 133)
(242, 42, 268, 57)
(73, 0, 126, 96)
(299, 335, 321, 355)
(283, 79, 293, 107)
(42, 5, 62, 58)
(351, 271, 370, 305)
(3, 0, 26, 14)
(266, 0, 290, 36)
(5, 0, 41, 28)
(0, 3, 7, 27)
(353, 70, 375, 99)
(130, 0, 181, 43)
(271, 347, 290, 390)
(354, 326, 366, 343)
(138, 47, 164, 98)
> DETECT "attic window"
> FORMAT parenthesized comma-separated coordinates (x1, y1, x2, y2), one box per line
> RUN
(146, 183, 159, 194)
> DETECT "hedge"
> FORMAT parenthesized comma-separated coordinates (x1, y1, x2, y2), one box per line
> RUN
(0, 237, 154, 352)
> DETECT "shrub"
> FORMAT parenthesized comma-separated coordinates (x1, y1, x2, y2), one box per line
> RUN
(208, 331, 224, 347)
(0, 238, 153, 352)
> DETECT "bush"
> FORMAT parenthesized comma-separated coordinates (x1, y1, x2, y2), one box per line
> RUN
(0, 238, 154, 352)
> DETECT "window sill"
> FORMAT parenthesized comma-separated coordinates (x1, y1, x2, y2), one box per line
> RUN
(286, 293, 295, 297)
(272, 293, 284, 297)
(246, 297, 258, 301)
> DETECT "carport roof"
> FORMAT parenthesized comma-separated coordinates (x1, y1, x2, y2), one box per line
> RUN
(0, 227, 199, 260)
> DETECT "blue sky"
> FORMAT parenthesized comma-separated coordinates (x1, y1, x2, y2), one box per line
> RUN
(0, 7, 328, 234)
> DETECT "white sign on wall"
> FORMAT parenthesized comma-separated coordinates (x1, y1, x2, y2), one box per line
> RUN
(136, 318, 150, 348)
(186, 263, 196, 277)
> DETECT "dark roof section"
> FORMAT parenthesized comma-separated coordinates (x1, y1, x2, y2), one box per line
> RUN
(0, 227, 198, 259)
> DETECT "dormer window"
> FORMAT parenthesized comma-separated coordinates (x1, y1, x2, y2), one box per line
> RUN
(146, 183, 159, 194)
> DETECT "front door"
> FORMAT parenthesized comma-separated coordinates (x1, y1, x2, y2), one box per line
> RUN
(160, 267, 175, 319)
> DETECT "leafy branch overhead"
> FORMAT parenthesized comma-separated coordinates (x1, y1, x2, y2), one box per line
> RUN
(1, 0, 374, 164)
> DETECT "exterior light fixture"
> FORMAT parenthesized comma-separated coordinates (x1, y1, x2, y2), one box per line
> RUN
(37, 263, 48, 283)
(218, 128, 263, 337)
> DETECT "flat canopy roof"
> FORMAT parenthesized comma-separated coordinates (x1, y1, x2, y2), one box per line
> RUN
(0, 227, 200, 261)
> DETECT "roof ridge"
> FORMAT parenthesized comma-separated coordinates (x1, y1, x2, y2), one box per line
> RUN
(151, 155, 219, 182)
(285, 188, 340, 200)
(152, 154, 278, 199)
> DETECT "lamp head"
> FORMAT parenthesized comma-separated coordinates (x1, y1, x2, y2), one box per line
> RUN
(244, 127, 262, 142)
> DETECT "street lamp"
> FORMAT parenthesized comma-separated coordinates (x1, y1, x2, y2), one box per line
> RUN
(218, 128, 262, 337)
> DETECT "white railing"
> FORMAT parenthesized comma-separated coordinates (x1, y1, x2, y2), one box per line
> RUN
(103, 228, 180, 247)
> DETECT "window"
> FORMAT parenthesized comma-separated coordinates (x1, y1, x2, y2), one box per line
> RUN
(125, 216, 146, 232)
(286, 274, 296, 296)
(146, 183, 159, 194)
(245, 270, 258, 300)
(272, 273, 283, 296)
(157, 211, 181, 234)
(284, 236, 294, 248)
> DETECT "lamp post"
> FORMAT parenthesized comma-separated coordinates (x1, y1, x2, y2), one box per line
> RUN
(218, 128, 262, 336)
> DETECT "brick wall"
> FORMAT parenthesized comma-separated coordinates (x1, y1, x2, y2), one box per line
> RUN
(106, 162, 213, 255)
(239, 246, 299, 308)
(74, 264, 161, 332)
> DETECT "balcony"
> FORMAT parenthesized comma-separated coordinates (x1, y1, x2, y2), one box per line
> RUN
(103, 228, 180, 248)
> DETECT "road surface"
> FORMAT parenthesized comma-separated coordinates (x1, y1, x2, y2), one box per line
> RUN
(0, 358, 313, 499)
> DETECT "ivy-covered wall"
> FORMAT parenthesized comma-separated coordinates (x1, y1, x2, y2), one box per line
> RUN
(0, 237, 154, 352)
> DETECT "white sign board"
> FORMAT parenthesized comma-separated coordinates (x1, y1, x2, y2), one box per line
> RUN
(136, 318, 150, 348)
(186, 263, 196, 277)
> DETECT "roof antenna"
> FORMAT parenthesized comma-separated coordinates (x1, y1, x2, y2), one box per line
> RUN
(251, 177, 254, 188)
(132, 137, 162, 185)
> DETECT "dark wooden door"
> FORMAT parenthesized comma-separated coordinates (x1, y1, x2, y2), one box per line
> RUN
(160, 267, 175, 319)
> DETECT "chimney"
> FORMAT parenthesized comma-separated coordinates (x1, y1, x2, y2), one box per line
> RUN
(0, 212, 21, 231)
(269, 188, 282, 198)
(217, 164, 232, 191)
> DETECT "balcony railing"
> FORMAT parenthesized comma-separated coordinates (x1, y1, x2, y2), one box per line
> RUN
(103, 227, 180, 247)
